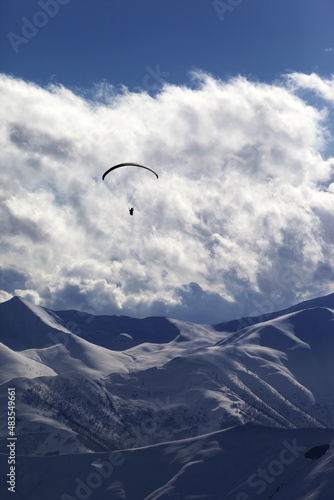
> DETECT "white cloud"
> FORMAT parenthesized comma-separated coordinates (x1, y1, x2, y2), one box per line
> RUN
(287, 72, 334, 105)
(1, 72, 334, 323)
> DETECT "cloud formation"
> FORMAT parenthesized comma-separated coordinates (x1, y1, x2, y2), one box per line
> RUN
(287, 72, 334, 106)
(1, 72, 333, 323)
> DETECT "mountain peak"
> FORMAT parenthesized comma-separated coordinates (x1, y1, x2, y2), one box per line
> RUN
(0, 292, 333, 461)
(214, 291, 334, 332)
(0, 295, 71, 351)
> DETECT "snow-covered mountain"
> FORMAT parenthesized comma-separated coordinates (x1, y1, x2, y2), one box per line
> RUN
(0, 294, 333, 498)
(1, 423, 334, 500)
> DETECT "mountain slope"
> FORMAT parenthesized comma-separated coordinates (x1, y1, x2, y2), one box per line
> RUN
(0, 294, 333, 457)
(0, 296, 181, 351)
(0, 342, 56, 385)
(0, 424, 333, 500)
(214, 292, 334, 333)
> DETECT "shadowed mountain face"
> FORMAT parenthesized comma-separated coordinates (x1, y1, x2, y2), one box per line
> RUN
(0, 294, 334, 498)
(0, 424, 334, 500)
(0, 293, 333, 458)
(304, 443, 330, 459)
(0, 296, 181, 351)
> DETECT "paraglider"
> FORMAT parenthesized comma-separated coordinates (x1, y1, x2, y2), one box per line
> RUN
(102, 162, 158, 181)
(102, 162, 159, 215)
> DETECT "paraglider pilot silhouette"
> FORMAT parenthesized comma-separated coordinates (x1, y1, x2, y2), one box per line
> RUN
(102, 162, 159, 215)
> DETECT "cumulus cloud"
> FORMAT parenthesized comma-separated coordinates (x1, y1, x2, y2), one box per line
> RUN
(287, 72, 334, 105)
(0, 72, 334, 323)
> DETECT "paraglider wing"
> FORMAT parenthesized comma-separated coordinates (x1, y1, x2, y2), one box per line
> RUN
(102, 162, 159, 181)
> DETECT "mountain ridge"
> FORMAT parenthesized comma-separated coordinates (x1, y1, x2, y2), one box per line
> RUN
(0, 295, 181, 351)
(2, 291, 334, 351)
(1, 424, 333, 500)
(0, 293, 334, 498)
(214, 291, 334, 332)
(0, 292, 333, 457)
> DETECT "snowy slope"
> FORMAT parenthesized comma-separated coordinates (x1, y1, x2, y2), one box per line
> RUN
(0, 294, 334, 498)
(54, 307, 181, 350)
(0, 343, 56, 385)
(0, 296, 72, 351)
(0, 295, 334, 456)
(0, 424, 333, 500)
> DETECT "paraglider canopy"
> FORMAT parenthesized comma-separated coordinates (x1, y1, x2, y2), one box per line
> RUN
(102, 162, 158, 216)
(102, 162, 159, 181)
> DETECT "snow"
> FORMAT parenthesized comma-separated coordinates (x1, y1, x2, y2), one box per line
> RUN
(0, 296, 72, 351)
(0, 343, 56, 384)
(1, 424, 333, 499)
(0, 293, 333, 498)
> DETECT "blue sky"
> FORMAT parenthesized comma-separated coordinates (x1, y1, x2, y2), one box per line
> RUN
(1, 0, 334, 90)
(1, 1, 334, 323)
